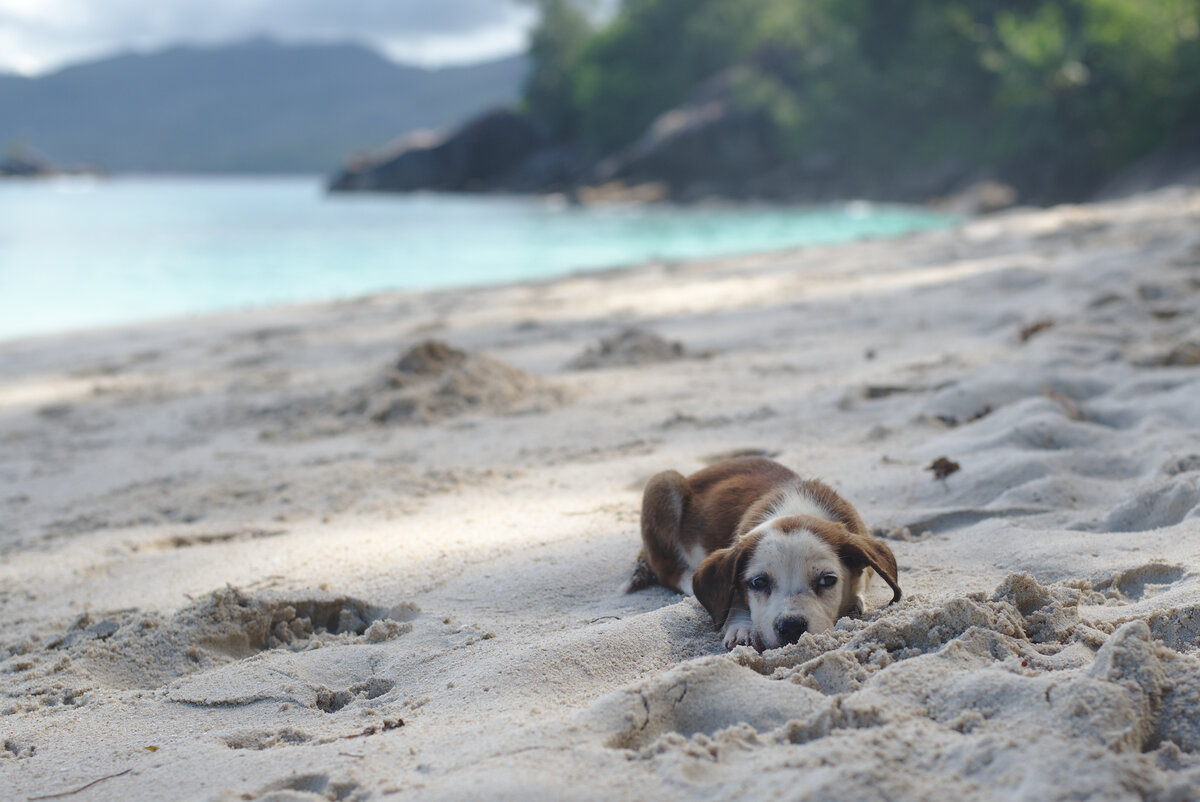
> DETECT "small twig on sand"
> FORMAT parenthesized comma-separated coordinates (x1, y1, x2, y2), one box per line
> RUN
(589, 615, 622, 624)
(29, 769, 133, 800)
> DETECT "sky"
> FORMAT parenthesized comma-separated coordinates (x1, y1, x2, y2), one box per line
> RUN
(0, 0, 539, 75)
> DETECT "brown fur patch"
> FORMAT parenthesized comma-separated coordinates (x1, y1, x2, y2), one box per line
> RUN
(692, 530, 764, 629)
(805, 521, 902, 603)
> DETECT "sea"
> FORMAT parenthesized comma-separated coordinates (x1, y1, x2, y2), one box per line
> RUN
(0, 175, 956, 342)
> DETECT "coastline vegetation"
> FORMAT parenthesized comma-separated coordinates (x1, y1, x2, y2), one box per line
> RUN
(523, 0, 1200, 201)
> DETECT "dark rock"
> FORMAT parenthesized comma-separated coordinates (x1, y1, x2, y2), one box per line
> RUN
(0, 153, 54, 178)
(329, 108, 547, 193)
(580, 67, 992, 204)
(504, 142, 594, 193)
(594, 69, 782, 200)
(321, 58, 1059, 205)
(889, 157, 972, 200)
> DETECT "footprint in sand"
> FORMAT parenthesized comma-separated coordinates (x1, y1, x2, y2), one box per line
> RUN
(1092, 562, 1190, 600)
(221, 773, 366, 802)
(1093, 476, 1200, 533)
(221, 727, 313, 751)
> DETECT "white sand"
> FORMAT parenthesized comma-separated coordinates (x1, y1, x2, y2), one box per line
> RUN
(2, 187, 1200, 801)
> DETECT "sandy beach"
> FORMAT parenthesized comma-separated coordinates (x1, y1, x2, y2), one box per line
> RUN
(3, 187, 1200, 801)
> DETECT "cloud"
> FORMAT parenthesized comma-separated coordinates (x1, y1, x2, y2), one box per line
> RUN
(0, 0, 536, 74)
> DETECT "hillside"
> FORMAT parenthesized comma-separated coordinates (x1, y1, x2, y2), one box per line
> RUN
(511, 0, 1200, 205)
(0, 39, 528, 173)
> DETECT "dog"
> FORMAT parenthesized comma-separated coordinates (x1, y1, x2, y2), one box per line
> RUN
(626, 457, 900, 650)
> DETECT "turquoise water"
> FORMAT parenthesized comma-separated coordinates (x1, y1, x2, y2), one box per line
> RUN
(0, 175, 955, 342)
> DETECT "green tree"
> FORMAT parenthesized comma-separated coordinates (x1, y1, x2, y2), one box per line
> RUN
(522, 0, 594, 140)
(568, 0, 774, 151)
(520, 0, 1200, 200)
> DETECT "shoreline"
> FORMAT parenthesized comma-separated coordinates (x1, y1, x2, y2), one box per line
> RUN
(0, 178, 956, 346)
(2, 186, 1200, 800)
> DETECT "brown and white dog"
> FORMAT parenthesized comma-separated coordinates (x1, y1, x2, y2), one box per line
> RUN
(626, 457, 901, 650)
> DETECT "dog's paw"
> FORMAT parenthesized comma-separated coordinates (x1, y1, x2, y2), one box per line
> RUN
(723, 624, 760, 651)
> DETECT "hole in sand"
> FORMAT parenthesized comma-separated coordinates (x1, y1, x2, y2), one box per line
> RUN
(222, 727, 312, 750)
(59, 588, 416, 690)
(315, 678, 397, 713)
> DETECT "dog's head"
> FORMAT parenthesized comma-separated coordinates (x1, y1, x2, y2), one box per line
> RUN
(692, 514, 900, 649)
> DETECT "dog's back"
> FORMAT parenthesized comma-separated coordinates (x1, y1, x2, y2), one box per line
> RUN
(630, 457, 799, 592)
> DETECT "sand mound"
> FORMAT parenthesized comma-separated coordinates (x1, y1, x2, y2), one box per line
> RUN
(2, 589, 417, 708)
(568, 326, 685, 369)
(251, 340, 566, 438)
(392, 339, 468, 375)
(366, 340, 565, 424)
(433, 574, 1197, 801)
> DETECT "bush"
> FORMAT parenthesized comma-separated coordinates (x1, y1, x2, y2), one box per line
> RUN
(523, 0, 1200, 199)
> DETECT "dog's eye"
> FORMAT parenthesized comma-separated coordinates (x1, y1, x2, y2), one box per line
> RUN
(747, 574, 771, 592)
(817, 573, 838, 590)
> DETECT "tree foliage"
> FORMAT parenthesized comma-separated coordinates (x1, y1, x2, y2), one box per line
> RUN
(521, 0, 594, 140)
(523, 0, 1200, 198)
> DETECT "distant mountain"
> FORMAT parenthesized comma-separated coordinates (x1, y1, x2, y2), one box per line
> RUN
(0, 39, 528, 172)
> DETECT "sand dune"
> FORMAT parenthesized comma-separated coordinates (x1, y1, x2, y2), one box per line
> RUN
(2, 188, 1200, 801)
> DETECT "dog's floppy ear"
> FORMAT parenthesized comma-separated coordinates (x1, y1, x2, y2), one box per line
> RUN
(838, 533, 902, 604)
(692, 545, 743, 629)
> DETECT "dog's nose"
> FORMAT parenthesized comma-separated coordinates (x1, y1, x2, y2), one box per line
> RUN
(775, 616, 808, 644)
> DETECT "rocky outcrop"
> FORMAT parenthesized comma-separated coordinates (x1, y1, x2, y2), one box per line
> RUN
(0, 153, 54, 178)
(329, 108, 551, 193)
(326, 68, 1018, 208)
(501, 142, 593, 193)
(587, 72, 1015, 206)
(593, 70, 782, 201)
(0, 150, 105, 179)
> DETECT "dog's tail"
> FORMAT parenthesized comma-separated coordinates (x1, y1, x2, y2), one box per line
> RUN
(621, 553, 659, 593)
